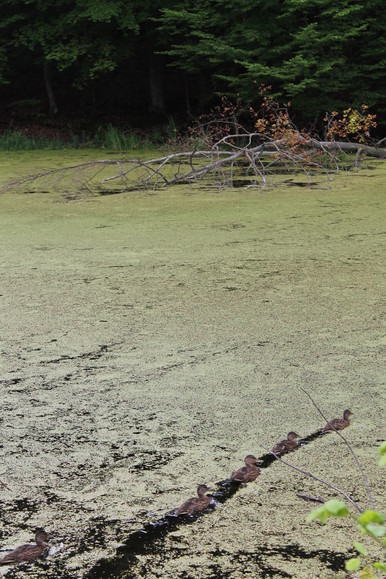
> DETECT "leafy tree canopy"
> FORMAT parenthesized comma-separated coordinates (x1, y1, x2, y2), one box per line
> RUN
(0, 0, 384, 126)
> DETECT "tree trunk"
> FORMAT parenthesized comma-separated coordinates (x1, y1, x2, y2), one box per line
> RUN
(148, 53, 164, 113)
(312, 140, 386, 158)
(184, 74, 190, 114)
(43, 61, 58, 115)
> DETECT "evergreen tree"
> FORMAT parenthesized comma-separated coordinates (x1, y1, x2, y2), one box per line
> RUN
(159, 0, 386, 123)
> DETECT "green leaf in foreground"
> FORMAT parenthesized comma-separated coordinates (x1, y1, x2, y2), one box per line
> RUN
(354, 541, 368, 556)
(377, 440, 385, 466)
(379, 441, 386, 457)
(366, 524, 385, 538)
(307, 500, 350, 523)
(324, 499, 349, 517)
(307, 506, 329, 523)
(345, 557, 361, 572)
(358, 511, 385, 526)
(373, 562, 386, 571)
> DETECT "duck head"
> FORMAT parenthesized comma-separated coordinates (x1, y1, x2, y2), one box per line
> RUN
(287, 432, 301, 441)
(196, 484, 213, 497)
(35, 530, 49, 546)
(244, 455, 260, 466)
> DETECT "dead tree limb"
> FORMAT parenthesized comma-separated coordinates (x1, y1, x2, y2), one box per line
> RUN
(1, 136, 385, 195)
(308, 139, 386, 158)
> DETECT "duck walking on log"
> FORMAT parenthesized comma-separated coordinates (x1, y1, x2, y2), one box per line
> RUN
(271, 432, 301, 456)
(231, 455, 261, 483)
(175, 484, 213, 516)
(0, 529, 49, 565)
(322, 409, 353, 433)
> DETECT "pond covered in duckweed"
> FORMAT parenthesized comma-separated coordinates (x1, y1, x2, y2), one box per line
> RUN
(0, 151, 385, 577)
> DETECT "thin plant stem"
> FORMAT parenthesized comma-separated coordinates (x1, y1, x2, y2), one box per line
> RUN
(300, 387, 374, 509)
(261, 444, 363, 513)
(0, 479, 11, 491)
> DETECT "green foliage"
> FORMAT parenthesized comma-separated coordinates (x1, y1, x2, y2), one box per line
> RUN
(93, 125, 167, 151)
(159, 0, 386, 122)
(97, 125, 143, 151)
(379, 442, 386, 467)
(346, 557, 361, 572)
(0, 0, 385, 127)
(307, 442, 386, 578)
(355, 542, 369, 557)
(307, 499, 349, 523)
(0, 129, 73, 150)
(0, 0, 144, 94)
(0, 123, 178, 152)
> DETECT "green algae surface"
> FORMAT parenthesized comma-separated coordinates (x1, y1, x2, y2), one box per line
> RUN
(0, 152, 385, 578)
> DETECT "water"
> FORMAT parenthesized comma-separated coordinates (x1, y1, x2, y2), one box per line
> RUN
(0, 153, 385, 577)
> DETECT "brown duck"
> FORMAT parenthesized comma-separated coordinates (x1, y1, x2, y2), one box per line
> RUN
(175, 484, 213, 516)
(271, 432, 300, 456)
(322, 409, 353, 433)
(0, 529, 49, 565)
(231, 455, 261, 483)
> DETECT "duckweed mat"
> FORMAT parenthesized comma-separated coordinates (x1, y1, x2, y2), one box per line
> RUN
(0, 154, 385, 577)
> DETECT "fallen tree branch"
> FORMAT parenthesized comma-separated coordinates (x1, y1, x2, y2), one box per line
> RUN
(308, 139, 386, 158)
(1, 136, 385, 195)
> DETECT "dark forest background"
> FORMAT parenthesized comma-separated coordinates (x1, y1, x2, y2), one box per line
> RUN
(0, 0, 385, 137)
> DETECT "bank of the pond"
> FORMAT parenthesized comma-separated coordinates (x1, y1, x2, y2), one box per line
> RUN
(0, 154, 385, 577)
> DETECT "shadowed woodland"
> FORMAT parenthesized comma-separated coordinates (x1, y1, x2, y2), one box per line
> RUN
(0, 1, 385, 136)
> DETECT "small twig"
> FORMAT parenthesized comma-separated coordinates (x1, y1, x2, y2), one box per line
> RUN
(300, 387, 374, 509)
(261, 444, 363, 513)
(0, 478, 11, 491)
(296, 493, 325, 504)
(354, 147, 365, 167)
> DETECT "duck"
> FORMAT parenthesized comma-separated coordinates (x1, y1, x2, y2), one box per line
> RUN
(231, 455, 261, 483)
(175, 484, 213, 516)
(0, 529, 49, 565)
(322, 409, 353, 433)
(271, 432, 301, 456)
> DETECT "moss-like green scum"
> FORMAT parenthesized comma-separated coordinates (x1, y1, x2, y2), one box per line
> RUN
(0, 153, 385, 577)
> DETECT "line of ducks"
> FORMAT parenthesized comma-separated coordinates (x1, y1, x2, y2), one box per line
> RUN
(0, 409, 353, 565)
(174, 409, 353, 517)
